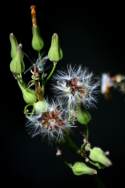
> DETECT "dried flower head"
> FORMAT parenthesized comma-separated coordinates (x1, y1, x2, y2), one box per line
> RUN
(26, 101, 71, 141)
(53, 65, 99, 109)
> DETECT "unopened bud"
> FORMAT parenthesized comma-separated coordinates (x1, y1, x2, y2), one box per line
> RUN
(32, 26, 44, 51)
(48, 33, 63, 62)
(76, 107, 91, 125)
(69, 162, 97, 176)
(18, 81, 37, 104)
(10, 44, 25, 74)
(89, 147, 112, 167)
(9, 33, 18, 58)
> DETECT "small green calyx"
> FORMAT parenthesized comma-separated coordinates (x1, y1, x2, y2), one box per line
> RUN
(68, 162, 97, 176)
(10, 44, 25, 74)
(48, 33, 63, 62)
(32, 26, 44, 51)
(9, 33, 18, 58)
(89, 147, 112, 167)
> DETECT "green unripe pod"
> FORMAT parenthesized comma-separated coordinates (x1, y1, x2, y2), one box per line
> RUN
(18, 81, 37, 104)
(69, 162, 97, 176)
(10, 44, 25, 74)
(9, 33, 18, 59)
(76, 106, 91, 125)
(32, 26, 44, 51)
(48, 33, 63, 62)
(89, 147, 112, 167)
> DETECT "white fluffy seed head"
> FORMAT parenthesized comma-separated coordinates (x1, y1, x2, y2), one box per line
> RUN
(52, 65, 99, 109)
(25, 100, 71, 142)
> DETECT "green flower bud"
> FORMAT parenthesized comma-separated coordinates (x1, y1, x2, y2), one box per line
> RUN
(18, 81, 37, 104)
(32, 26, 44, 51)
(89, 147, 112, 167)
(76, 107, 91, 125)
(9, 33, 18, 58)
(69, 162, 97, 176)
(48, 33, 63, 62)
(10, 44, 25, 74)
(34, 100, 48, 114)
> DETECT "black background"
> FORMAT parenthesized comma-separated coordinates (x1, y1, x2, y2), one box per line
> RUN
(0, 0, 125, 187)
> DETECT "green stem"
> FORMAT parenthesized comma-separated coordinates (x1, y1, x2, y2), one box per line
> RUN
(38, 52, 41, 59)
(46, 61, 57, 82)
(64, 160, 72, 168)
(16, 76, 25, 88)
(76, 104, 89, 141)
(64, 131, 79, 153)
(63, 131, 89, 159)
(85, 126, 89, 141)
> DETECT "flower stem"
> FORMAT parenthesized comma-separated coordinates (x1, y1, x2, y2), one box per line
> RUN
(85, 126, 89, 141)
(38, 52, 41, 58)
(46, 61, 57, 82)
(63, 131, 79, 154)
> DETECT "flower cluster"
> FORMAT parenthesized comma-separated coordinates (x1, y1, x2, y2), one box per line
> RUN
(9, 5, 112, 176)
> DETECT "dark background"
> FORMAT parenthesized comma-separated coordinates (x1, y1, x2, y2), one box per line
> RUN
(0, 0, 125, 187)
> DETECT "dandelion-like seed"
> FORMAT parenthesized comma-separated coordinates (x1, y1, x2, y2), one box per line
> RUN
(26, 101, 70, 141)
(53, 65, 99, 109)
